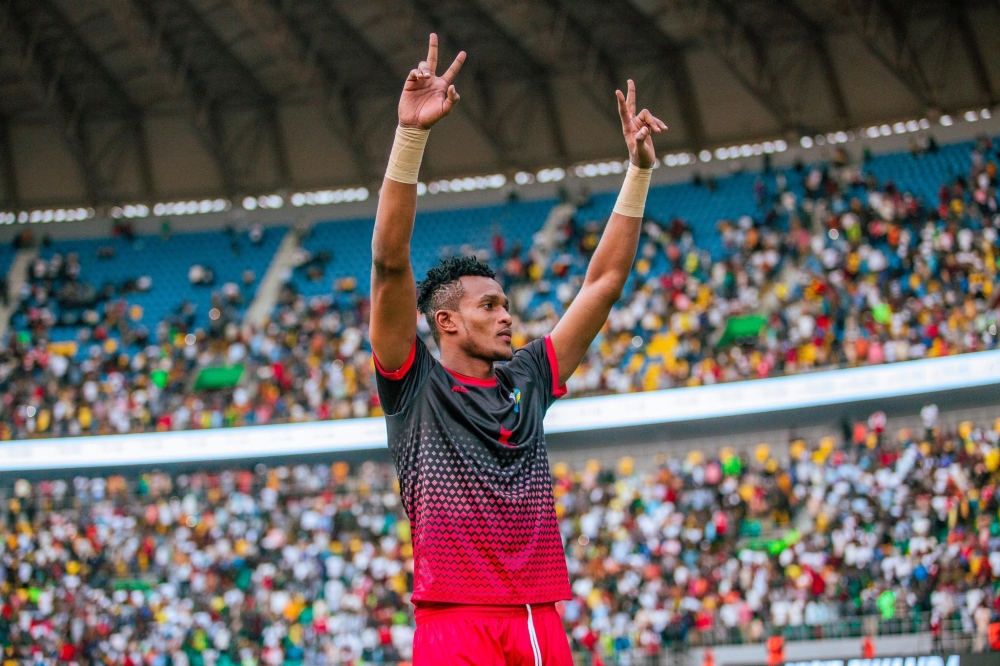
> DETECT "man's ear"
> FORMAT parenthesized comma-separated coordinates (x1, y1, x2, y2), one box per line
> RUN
(434, 310, 459, 337)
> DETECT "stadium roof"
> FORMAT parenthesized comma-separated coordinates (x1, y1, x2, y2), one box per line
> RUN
(1, 0, 998, 209)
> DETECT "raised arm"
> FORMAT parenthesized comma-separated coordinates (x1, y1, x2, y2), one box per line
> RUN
(370, 34, 465, 372)
(549, 80, 667, 384)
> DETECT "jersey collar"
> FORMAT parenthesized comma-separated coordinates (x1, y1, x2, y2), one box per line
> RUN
(444, 367, 497, 387)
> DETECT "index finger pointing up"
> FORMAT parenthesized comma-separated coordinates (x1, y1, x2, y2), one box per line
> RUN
(626, 79, 637, 115)
(427, 33, 439, 74)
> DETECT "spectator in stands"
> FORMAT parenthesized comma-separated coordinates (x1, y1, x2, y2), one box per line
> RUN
(0, 409, 997, 663)
(1, 136, 999, 440)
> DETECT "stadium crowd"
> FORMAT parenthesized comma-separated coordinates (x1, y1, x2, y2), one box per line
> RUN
(1, 407, 998, 664)
(1, 137, 999, 440)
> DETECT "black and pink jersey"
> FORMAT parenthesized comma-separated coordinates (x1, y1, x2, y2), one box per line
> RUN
(374, 337, 571, 605)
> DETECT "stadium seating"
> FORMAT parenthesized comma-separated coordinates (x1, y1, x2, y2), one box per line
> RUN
(1, 135, 998, 439)
(290, 199, 555, 298)
(11, 227, 285, 351)
(1, 407, 996, 663)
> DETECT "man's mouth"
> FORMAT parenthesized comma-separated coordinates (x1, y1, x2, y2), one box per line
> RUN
(498, 328, 512, 342)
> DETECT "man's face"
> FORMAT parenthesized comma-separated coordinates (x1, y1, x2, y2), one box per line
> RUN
(441, 275, 513, 362)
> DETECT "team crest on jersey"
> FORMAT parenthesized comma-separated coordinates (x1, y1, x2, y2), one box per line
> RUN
(509, 388, 522, 412)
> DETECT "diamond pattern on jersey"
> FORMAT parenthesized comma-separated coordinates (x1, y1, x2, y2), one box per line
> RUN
(378, 338, 571, 605)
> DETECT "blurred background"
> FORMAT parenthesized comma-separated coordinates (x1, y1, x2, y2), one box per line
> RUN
(1, 0, 1000, 664)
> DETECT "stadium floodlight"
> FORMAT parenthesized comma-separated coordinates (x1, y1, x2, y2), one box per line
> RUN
(242, 196, 258, 210)
(982, 109, 992, 119)
(799, 136, 813, 148)
(536, 168, 564, 183)
(699, 149, 712, 162)
(964, 110, 978, 122)
(919, 118, 931, 129)
(416, 182, 427, 196)
(905, 121, 919, 132)
(940, 115, 953, 126)
(739, 144, 753, 157)
(879, 124, 892, 136)
(892, 122, 906, 134)
(664, 154, 678, 167)
(514, 171, 533, 185)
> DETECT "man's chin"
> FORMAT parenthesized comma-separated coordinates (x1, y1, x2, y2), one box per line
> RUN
(493, 344, 514, 362)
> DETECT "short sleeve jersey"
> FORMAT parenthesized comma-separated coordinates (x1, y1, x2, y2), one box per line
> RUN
(374, 337, 571, 605)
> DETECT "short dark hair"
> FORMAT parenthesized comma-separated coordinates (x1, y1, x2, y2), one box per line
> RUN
(417, 256, 495, 341)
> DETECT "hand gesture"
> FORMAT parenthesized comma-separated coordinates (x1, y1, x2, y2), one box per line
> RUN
(616, 80, 667, 169)
(398, 34, 466, 130)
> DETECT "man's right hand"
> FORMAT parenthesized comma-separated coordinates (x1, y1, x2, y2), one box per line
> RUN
(399, 34, 466, 130)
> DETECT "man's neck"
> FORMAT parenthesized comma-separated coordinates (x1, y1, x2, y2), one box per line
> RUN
(438, 349, 495, 380)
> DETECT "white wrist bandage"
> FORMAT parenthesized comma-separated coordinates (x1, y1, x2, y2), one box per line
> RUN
(385, 125, 430, 185)
(612, 164, 652, 218)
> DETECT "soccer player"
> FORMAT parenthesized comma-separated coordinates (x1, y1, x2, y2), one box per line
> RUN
(370, 34, 666, 666)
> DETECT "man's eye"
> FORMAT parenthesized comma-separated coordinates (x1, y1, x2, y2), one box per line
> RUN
(483, 303, 492, 309)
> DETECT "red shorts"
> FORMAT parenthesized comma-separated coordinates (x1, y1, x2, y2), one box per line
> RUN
(413, 602, 574, 666)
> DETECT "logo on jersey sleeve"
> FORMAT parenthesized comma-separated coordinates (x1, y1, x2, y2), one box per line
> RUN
(509, 388, 522, 413)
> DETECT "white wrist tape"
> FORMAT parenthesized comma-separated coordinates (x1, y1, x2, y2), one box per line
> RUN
(613, 164, 652, 218)
(385, 125, 430, 184)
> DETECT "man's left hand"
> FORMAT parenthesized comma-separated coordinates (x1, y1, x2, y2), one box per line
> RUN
(616, 79, 667, 168)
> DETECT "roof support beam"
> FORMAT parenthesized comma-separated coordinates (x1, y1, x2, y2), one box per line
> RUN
(407, 0, 520, 168)
(501, 0, 623, 131)
(684, 0, 795, 131)
(772, 0, 850, 125)
(124, 0, 291, 194)
(2, 3, 103, 203)
(35, 0, 157, 202)
(123, 0, 241, 195)
(0, 116, 20, 209)
(617, 0, 707, 149)
(949, 0, 996, 105)
(839, 0, 937, 109)
(129, 116, 155, 202)
(249, 0, 381, 183)
(457, 0, 569, 161)
(2, 0, 152, 205)
(176, 0, 291, 190)
(305, 0, 514, 178)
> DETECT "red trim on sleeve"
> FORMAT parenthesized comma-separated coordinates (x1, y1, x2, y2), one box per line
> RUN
(544, 336, 568, 398)
(374, 339, 417, 380)
(444, 367, 498, 387)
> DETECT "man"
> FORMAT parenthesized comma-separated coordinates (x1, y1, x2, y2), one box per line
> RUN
(370, 34, 666, 665)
